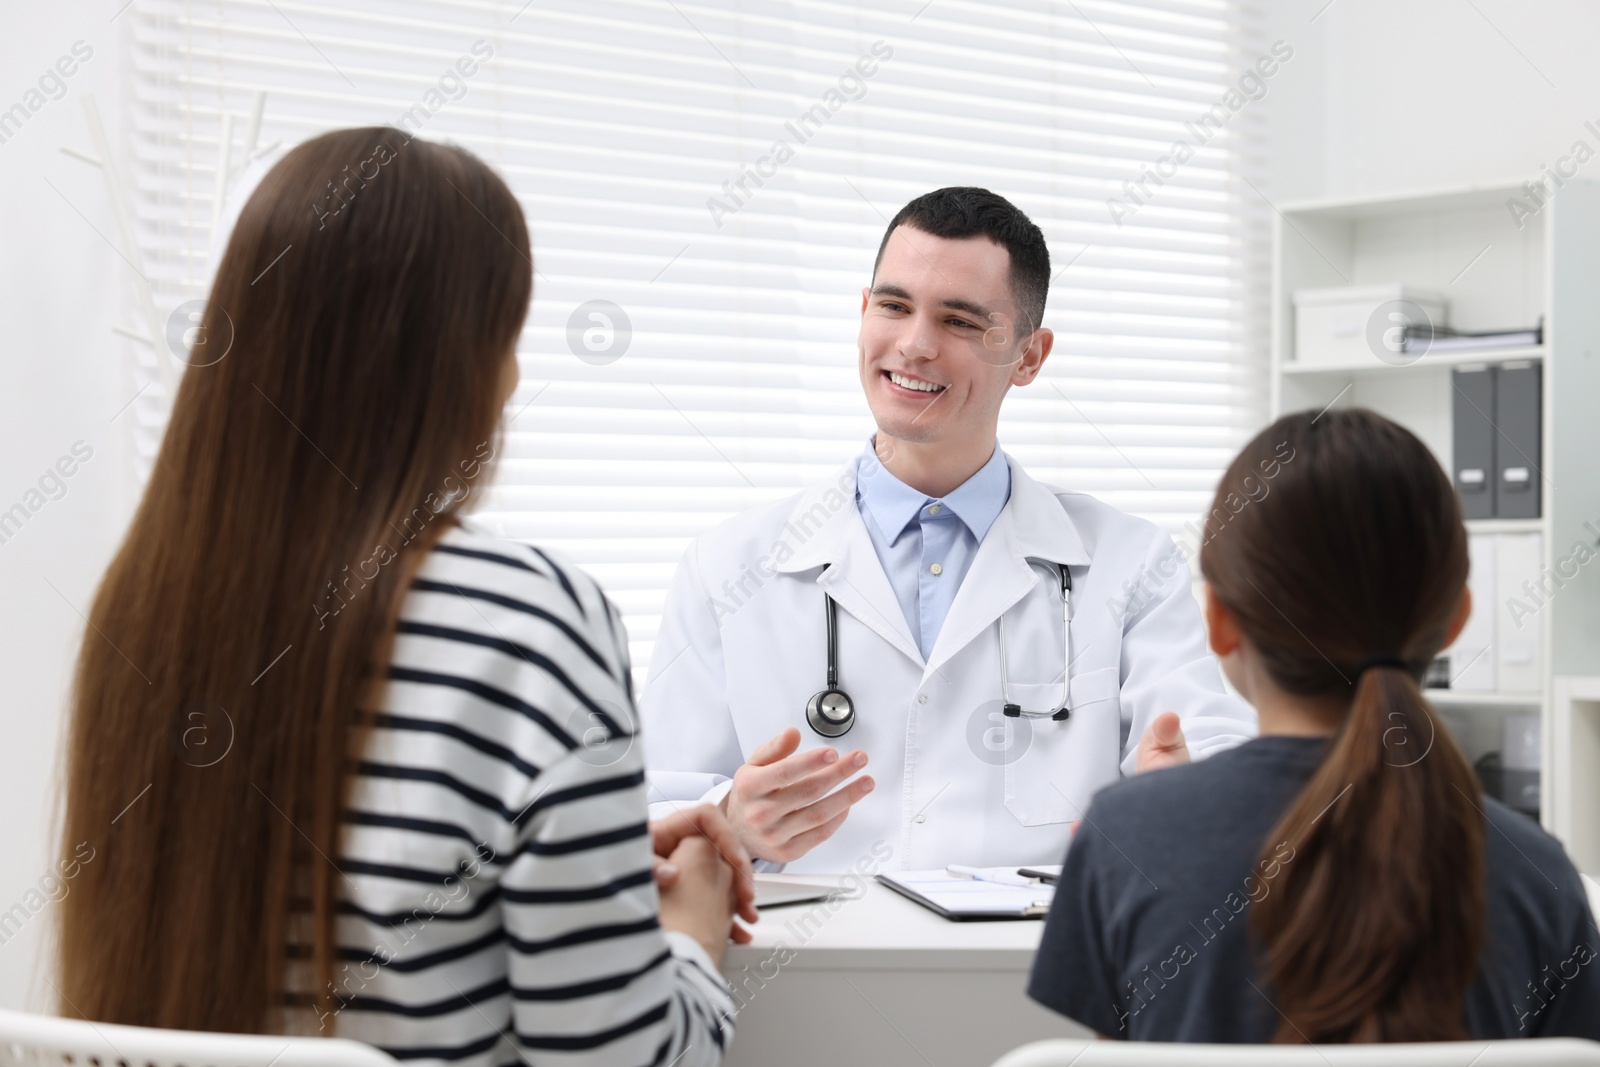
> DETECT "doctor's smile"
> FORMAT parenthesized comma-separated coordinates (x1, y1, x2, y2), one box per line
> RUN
(883, 369, 946, 394)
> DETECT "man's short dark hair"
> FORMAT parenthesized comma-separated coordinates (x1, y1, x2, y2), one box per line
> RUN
(871, 187, 1051, 334)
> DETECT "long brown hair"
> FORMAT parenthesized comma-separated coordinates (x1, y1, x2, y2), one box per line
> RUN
(1199, 408, 1484, 1042)
(57, 127, 532, 1032)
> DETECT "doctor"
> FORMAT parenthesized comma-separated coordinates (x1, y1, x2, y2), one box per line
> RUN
(641, 187, 1256, 872)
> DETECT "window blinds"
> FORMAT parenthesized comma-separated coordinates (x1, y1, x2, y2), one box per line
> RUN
(129, 0, 1268, 679)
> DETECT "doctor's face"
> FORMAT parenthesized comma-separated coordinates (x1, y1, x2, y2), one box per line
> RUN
(858, 226, 1049, 450)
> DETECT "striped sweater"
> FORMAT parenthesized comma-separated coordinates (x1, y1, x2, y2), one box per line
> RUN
(289, 521, 735, 1065)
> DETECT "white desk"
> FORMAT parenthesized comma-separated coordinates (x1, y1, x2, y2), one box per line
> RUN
(720, 875, 1090, 1067)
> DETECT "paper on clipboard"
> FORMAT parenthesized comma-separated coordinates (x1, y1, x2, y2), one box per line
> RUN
(876, 870, 1055, 921)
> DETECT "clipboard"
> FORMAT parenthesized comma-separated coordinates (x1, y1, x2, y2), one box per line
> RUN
(876, 870, 1054, 921)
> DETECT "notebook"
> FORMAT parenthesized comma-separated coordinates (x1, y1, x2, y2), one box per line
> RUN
(752, 877, 834, 909)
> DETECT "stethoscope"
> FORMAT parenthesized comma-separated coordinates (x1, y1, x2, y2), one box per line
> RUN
(806, 559, 1073, 738)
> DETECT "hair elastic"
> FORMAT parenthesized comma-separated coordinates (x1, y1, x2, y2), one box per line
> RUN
(1353, 654, 1409, 677)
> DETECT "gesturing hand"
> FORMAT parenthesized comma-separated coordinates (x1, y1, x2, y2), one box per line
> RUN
(722, 727, 875, 864)
(1134, 711, 1191, 773)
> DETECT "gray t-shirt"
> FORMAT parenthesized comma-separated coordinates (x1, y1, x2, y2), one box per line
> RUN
(1027, 735, 1600, 1041)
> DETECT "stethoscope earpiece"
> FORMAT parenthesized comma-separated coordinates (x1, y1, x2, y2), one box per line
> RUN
(1004, 702, 1070, 721)
(995, 561, 1075, 722)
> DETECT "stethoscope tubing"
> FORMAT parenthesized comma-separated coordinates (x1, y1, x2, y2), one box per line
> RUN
(807, 559, 1073, 736)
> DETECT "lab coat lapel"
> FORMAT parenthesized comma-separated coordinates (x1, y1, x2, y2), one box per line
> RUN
(774, 463, 924, 666)
(922, 456, 1091, 680)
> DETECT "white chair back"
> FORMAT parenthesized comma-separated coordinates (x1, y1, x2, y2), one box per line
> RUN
(993, 1039, 1600, 1066)
(0, 1007, 399, 1067)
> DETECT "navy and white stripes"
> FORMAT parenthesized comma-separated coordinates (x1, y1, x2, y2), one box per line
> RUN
(287, 521, 735, 1066)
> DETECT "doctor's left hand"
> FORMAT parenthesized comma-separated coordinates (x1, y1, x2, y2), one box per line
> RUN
(1134, 712, 1191, 773)
(651, 803, 759, 942)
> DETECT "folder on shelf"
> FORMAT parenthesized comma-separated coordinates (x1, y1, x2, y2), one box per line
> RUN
(1495, 532, 1543, 693)
(877, 870, 1055, 921)
(1452, 366, 1497, 520)
(1495, 362, 1542, 520)
(1405, 322, 1541, 353)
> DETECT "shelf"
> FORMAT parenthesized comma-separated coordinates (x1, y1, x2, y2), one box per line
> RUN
(1425, 690, 1543, 708)
(1464, 518, 1545, 535)
(1281, 346, 1545, 376)
(1280, 180, 1532, 222)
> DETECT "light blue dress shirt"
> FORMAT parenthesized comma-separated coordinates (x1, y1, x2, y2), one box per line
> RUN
(854, 438, 1012, 660)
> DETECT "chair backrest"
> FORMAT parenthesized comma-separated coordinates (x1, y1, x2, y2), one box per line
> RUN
(0, 1008, 399, 1067)
(992, 1039, 1600, 1066)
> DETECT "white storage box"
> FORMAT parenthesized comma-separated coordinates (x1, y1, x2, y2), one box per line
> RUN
(1292, 283, 1449, 366)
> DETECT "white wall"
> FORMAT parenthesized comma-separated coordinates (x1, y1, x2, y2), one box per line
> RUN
(0, 6, 131, 1010)
(1268, 0, 1600, 204)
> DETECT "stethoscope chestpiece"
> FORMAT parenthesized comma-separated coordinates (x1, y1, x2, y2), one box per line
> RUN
(807, 688, 855, 737)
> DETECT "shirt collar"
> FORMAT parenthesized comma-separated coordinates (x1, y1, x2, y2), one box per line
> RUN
(855, 437, 1012, 544)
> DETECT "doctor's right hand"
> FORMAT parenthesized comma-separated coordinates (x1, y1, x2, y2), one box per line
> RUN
(721, 727, 875, 863)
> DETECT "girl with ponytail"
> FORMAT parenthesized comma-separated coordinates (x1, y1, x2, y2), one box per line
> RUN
(1027, 408, 1600, 1042)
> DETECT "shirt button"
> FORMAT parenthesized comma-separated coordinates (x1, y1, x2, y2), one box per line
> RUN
(929, 562, 943, 576)
(915, 814, 927, 824)
(917, 694, 928, 704)
(928, 504, 941, 515)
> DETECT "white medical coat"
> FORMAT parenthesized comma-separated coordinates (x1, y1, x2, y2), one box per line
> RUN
(640, 454, 1256, 872)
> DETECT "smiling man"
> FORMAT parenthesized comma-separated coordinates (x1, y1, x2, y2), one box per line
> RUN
(640, 187, 1256, 872)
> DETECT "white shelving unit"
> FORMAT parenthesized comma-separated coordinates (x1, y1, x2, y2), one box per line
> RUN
(1269, 179, 1600, 872)
(1554, 677, 1600, 873)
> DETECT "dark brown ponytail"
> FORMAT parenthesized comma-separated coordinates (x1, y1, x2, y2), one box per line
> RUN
(1199, 408, 1484, 1042)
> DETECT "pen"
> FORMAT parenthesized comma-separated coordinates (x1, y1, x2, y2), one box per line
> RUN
(945, 864, 1040, 887)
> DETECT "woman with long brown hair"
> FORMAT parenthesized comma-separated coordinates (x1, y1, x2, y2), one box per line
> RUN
(56, 127, 753, 1065)
(1028, 408, 1600, 1042)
